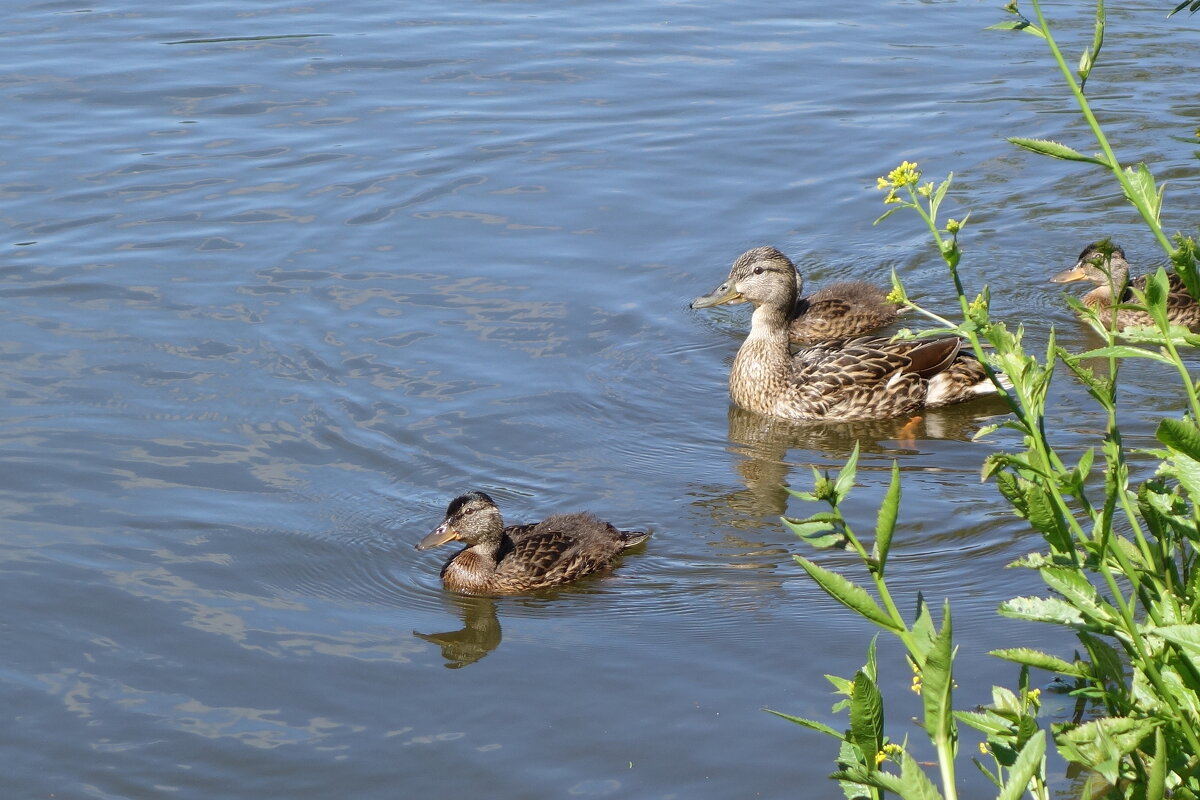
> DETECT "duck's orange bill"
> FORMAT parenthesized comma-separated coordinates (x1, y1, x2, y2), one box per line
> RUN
(416, 521, 461, 551)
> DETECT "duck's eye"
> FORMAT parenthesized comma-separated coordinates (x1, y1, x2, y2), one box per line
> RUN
(752, 266, 764, 275)
(463, 508, 476, 515)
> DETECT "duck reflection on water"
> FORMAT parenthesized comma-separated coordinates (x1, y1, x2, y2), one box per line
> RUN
(701, 401, 1011, 529)
(413, 595, 502, 669)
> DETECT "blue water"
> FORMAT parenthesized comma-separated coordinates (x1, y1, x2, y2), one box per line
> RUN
(3, 1, 1199, 797)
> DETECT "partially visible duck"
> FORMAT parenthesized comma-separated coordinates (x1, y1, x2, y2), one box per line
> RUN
(690, 246, 1003, 421)
(692, 247, 901, 344)
(416, 491, 648, 596)
(1051, 240, 1200, 331)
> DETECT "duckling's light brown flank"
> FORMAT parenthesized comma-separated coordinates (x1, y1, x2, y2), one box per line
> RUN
(416, 491, 649, 596)
(691, 246, 1004, 421)
(1051, 240, 1200, 331)
(692, 246, 901, 344)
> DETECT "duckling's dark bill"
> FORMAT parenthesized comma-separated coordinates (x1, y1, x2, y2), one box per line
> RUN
(416, 522, 460, 550)
(690, 284, 744, 308)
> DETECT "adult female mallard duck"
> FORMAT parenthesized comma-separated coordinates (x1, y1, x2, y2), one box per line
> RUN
(415, 491, 649, 596)
(690, 246, 1004, 421)
(693, 246, 901, 344)
(1050, 240, 1200, 331)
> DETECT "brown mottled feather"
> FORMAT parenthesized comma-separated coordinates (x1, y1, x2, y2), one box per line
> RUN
(692, 247, 1004, 421)
(791, 280, 902, 345)
(417, 492, 648, 596)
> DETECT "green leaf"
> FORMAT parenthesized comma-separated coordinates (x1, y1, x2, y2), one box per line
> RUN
(793, 554, 903, 631)
(763, 709, 845, 739)
(848, 670, 883, 764)
(986, 20, 1045, 38)
(1157, 418, 1200, 461)
(871, 462, 901, 575)
(1074, 345, 1175, 364)
(833, 442, 861, 503)
(1039, 567, 1113, 623)
(1152, 623, 1200, 656)
(860, 749, 945, 800)
(1054, 716, 1156, 784)
(1122, 163, 1162, 224)
(998, 729, 1046, 800)
(988, 647, 1089, 678)
(922, 601, 957, 754)
(1077, 632, 1124, 687)
(999, 596, 1086, 626)
(1146, 727, 1166, 800)
(1007, 137, 1109, 166)
(1161, 450, 1200, 500)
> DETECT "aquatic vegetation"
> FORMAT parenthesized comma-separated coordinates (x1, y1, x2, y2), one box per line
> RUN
(771, 3, 1200, 799)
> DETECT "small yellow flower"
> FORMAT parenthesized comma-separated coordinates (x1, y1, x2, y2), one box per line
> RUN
(876, 176, 890, 191)
(910, 675, 922, 696)
(886, 160, 921, 188)
(876, 743, 904, 765)
(946, 218, 961, 234)
(884, 189, 901, 205)
(885, 287, 905, 304)
(917, 182, 934, 198)
(979, 741, 991, 755)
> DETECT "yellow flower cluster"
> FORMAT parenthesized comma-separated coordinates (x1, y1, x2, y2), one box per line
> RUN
(875, 743, 905, 765)
(876, 161, 922, 204)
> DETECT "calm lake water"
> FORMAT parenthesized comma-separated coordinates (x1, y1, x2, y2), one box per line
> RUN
(4, 1, 1200, 797)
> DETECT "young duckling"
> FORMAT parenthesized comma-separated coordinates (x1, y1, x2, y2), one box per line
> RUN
(416, 491, 649, 596)
(1050, 240, 1200, 331)
(691, 247, 901, 344)
(691, 247, 1003, 421)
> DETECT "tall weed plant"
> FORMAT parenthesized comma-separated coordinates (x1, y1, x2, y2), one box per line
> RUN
(773, 2, 1200, 799)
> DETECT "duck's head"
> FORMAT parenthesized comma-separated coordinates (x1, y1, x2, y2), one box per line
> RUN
(1051, 240, 1130, 286)
(691, 246, 799, 311)
(416, 491, 503, 550)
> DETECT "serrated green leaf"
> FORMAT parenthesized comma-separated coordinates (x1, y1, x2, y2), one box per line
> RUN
(1008, 137, 1109, 166)
(1161, 451, 1200, 499)
(833, 443, 860, 503)
(1157, 418, 1200, 461)
(1054, 716, 1155, 783)
(1075, 345, 1174, 363)
(922, 601, 957, 754)
(1152, 623, 1200, 656)
(955, 708, 1013, 736)
(1146, 727, 1166, 800)
(1122, 163, 1161, 223)
(998, 729, 1046, 800)
(1077, 632, 1124, 686)
(999, 596, 1086, 626)
(1039, 567, 1111, 622)
(848, 671, 883, 764)
(872, 462, 901, 574)
(793, 554, 902, 631)
(988, 647, 1089, 678)
(860, 749, 945, 800)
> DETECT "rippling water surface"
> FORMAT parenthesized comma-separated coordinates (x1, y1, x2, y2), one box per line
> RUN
(3, 1, 1200, 797)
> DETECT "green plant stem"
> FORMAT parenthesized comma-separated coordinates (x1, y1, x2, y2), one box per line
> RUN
(1027, 0, 1173, 256)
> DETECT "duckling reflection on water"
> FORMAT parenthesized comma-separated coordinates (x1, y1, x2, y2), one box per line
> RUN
(1051, 240, 1200, 331)
(416, 491, 649, 596)
(691, 246, 1005, 422)
(695, 246, 901, 344)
